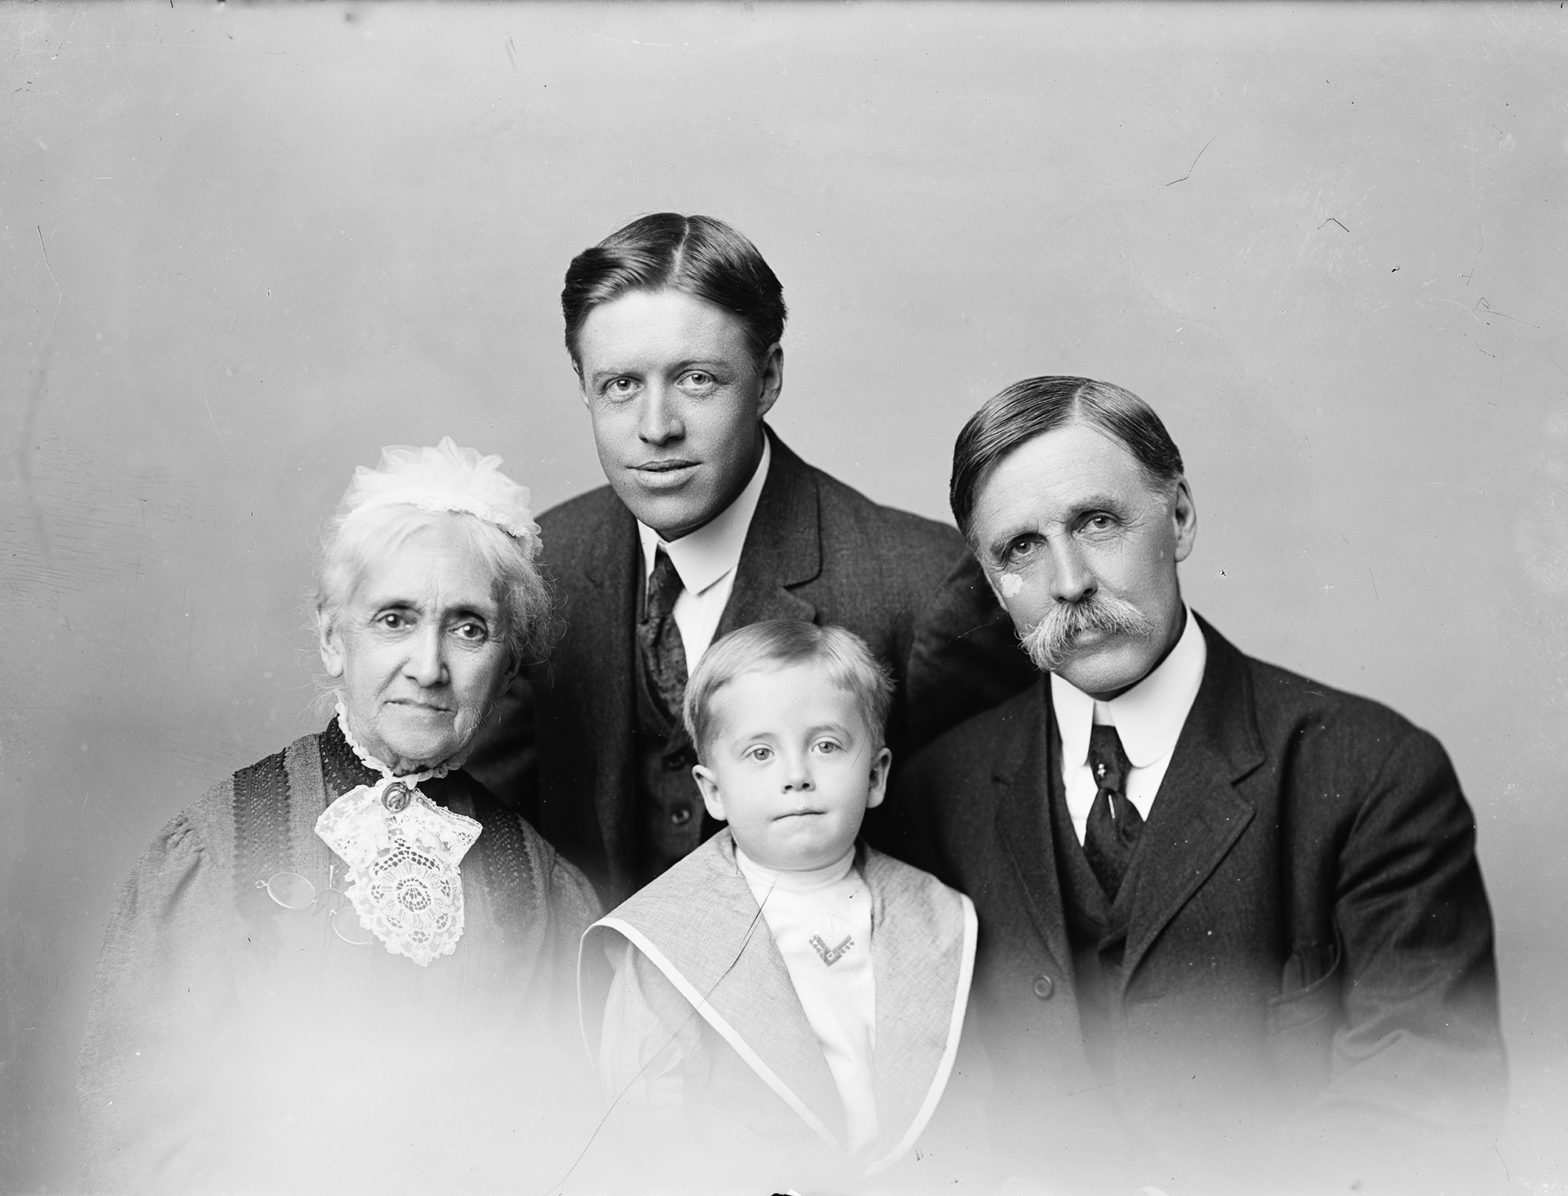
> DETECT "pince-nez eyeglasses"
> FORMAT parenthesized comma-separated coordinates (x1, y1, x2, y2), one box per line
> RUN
(256, 864, 374, 946)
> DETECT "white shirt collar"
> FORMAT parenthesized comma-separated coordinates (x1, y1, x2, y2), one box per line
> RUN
(1051, 607, 1207, 770)
(734, 841, 858, 894)
(637, 435, 772, 595)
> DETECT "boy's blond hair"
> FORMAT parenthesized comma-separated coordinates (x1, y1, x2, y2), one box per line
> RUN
(683, 620, 894, 762)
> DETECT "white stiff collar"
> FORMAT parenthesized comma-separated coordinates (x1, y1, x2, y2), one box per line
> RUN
(637, 435, 771, 596)
(734, 841, 858, 895)
(1051, 607, 1207, 770)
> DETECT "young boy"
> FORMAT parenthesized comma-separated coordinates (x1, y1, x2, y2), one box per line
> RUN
(578, 620, 979, 1191)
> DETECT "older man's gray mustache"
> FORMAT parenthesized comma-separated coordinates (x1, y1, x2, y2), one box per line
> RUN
(1019, 592, 1156, 673)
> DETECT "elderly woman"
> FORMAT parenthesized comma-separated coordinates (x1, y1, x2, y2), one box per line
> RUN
(79, 440, 599, 1194)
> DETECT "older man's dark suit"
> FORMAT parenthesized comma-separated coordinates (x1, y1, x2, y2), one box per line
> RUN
(906, 614, 1504, 1190)
(470, 430, 1032, 903)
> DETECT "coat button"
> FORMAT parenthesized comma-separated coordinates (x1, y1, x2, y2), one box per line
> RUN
(1032, 975, 1054, 1000)
(669, 806, 692, 826)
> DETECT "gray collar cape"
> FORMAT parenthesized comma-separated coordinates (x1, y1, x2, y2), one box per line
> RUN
(580, 830, 977, 1173)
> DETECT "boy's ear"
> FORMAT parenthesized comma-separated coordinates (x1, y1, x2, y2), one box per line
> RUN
(864, 747, 892, 811)
(693, 764, 726, 822)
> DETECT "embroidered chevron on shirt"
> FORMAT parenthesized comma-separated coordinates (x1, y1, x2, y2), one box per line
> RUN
(810, 933, 855, 966)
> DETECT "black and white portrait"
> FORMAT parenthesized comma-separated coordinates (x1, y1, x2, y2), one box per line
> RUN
(3, 4, 1564, 1192)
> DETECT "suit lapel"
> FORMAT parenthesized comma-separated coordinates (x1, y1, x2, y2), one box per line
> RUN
(715, 430, 819, 634)
(994, 683, 1075, 981)
(566, 500, 640, 881)
(1121, 617, 1264, 981)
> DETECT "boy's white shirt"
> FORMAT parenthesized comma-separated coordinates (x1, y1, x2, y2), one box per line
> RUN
(734, 844, 879, 1157)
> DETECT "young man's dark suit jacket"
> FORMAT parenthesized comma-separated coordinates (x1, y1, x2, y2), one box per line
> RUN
(468, 429, 1034, 903)
(904, 614, 1506, 1191)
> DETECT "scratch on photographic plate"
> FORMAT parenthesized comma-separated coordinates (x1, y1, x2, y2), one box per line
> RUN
(1461, 227, 1484, 288)
(1475, 296, 1541, 329)
(1164, 137, 1215, 186)
(202, 385, 229, 455)
(1427, 297, 1490, 328)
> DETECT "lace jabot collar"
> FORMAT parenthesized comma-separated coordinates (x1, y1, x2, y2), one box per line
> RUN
(314, 704, 481, 967)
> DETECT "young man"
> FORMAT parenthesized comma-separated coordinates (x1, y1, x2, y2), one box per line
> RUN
(467, 214, 1032, 902)
(578, 621, 977, 1191)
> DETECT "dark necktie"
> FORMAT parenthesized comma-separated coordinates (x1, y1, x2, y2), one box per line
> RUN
(638, 549, 688, 725)
(1083, 724, 1143, 898)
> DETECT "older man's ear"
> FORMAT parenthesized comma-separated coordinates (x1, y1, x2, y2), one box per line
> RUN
(1169, 478, 1198, 563)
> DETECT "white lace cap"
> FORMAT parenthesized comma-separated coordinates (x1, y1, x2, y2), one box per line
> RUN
(337, 436, 541, 558)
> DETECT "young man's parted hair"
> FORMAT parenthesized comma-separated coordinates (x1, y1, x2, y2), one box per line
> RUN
(561, 212, 787, 373)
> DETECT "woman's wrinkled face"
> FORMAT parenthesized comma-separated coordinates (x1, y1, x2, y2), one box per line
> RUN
(319, 524, 514, 773)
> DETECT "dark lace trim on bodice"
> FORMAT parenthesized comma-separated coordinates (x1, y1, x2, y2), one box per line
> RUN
(232, 747, 292, 937)
(317, 717, 384, 801)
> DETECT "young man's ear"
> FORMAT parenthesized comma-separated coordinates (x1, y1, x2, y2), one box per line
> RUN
(317, 611, 345, 679)
(864, 747, 892, 811)
(693, 765, 726, 822)
(755, 343, 784, 420)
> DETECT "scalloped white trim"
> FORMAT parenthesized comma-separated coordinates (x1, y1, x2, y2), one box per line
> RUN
(334, 703, 451, 783)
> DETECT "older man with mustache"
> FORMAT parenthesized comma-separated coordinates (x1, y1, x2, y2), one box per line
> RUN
(904, 377, 1506, 1194)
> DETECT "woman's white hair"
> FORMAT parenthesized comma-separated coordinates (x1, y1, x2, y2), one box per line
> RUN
(314, 438, 553, 665)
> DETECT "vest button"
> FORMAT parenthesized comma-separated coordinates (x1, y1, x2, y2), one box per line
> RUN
(1032, 974, 1054, 1000)
(669, 806, 693, 826)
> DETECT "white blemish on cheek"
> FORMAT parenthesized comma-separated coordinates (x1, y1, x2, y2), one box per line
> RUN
(996, 572, 1024, 598)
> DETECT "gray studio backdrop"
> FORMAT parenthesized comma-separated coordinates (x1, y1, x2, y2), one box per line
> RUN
(3, 3, 1565, 1190)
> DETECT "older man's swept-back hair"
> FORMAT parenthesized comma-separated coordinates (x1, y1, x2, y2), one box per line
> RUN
(949, 376, 1186, 541)
(561, 213, 787, 372)
(683, 620, 894, 763)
